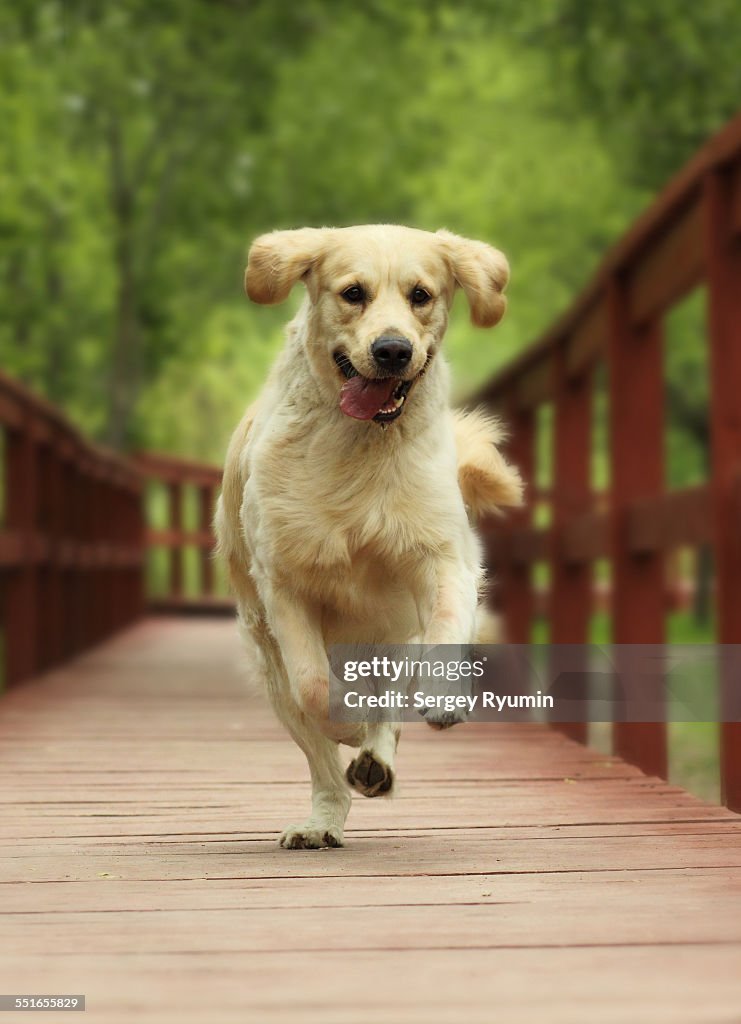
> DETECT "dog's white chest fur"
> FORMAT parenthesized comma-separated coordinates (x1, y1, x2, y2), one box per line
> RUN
(243, 403, 469, 633)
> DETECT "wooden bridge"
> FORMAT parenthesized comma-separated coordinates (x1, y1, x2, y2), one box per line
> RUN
(2, 116, 741, 1021)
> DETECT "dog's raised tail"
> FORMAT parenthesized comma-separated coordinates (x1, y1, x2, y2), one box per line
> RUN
(453, 408, 524, 520)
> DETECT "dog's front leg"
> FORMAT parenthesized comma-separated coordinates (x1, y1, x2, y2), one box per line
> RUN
(421, 555, 479, 730)
(263, 588, 352, 848)
(267, 586, 399, 802)
(264, 586, 334, 724)
(277, 711, 352, 849)
(423, 554, 479, 647)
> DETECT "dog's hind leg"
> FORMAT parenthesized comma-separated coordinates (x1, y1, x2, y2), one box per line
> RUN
(346, 721, 399, 798)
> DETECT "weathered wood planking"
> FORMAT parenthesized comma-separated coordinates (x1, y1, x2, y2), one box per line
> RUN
(1, 618, 740, 1023)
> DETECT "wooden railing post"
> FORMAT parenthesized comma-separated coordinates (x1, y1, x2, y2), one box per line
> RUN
(89, 472, 104, 644)
(126, 484, 143, 622)
(502, 406, 536, 644)
(199, 485, 215, 596)
(43, 435, 65, 668)
(4, 415, 40, 686)
(550, 347, 592, 743)
(61, 454, 76, 659)
(703, 168, 741, 813)
(168, 481, 184, 599)
(607, 279, 667, 778)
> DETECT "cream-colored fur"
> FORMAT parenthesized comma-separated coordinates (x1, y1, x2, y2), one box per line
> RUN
(215, 225, 522, 849)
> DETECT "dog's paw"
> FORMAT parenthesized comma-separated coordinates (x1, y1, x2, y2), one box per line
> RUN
(346, 750, 394, 797)
(279, 823, 344, 850)
(422, 707, 469, 730)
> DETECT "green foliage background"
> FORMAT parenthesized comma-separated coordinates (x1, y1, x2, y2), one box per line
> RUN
(1, 0, 740, 470)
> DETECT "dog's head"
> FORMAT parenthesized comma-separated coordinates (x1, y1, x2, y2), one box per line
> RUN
(245, 225, 509, 425)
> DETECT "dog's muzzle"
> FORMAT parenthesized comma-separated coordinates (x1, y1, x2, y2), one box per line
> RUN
(334, 352, 427, 424)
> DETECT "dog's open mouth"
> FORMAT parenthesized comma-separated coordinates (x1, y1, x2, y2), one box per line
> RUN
(333, 353, 418, 424)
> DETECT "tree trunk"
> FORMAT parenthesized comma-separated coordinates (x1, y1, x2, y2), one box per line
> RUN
(107, 225, 139, 448)
(106, 121, 140, 450)
(43, 238, 65, 404)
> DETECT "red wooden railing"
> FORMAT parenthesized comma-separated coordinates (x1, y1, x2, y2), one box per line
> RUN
(478, 112, 741, 812)
(0, 378, 230, 690)
(0, 372, 144, 687)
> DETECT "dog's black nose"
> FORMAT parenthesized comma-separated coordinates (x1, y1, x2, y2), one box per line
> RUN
(371, 336, 413, 374)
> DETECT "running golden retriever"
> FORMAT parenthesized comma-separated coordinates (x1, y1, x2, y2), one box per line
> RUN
(216, 225, 522, 848)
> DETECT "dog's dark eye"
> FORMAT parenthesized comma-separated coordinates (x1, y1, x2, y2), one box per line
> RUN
(410, 286, 431, 306)
(341, 285, 366, 304)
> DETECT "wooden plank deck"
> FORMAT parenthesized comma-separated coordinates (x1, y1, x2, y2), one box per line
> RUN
(1, 618, 740, 1023)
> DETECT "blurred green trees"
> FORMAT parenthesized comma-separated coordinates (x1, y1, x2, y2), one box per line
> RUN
(1, 0, 740, 463)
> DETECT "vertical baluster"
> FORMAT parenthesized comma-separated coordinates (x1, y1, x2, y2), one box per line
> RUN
(502, 404, 536, 644)
(199, 485, 215, 597)
(36, 440, 52, 671)
(550, 345, 592, 743)
(5, 410, 39, 685)
(168, 480, 184, 600)
(607, 278, 667, 779)
(75, 457, 86, 647)
(703, 168, 741, 813)
(47, 436, 65, 666)
(59, 448, 73, 658)
(112, 475, 122, 632)
(104, 475, 115, 636)
(132, 475, 146, 619)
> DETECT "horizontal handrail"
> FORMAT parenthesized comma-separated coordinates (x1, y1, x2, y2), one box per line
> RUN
(134, 450, 223, 487)
(474, 111, 741, 412)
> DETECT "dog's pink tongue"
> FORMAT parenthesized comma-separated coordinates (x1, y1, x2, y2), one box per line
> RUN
(340, 376, 397, 420)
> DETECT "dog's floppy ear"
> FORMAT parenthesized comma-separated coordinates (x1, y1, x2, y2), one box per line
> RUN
(437, 230, 509, 328)
(245, 228, 331, 304)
